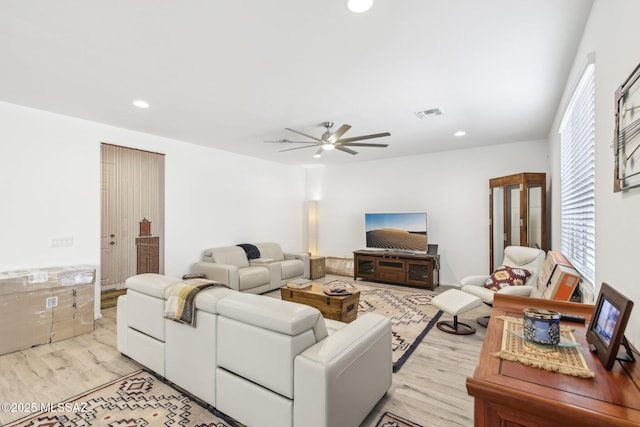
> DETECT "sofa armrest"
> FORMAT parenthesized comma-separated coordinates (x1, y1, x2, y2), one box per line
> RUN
(294, 313, 392, 427)
(285, 252, 310, 279)
(191, 261, 240, 291)
(460, 274, 490, 287)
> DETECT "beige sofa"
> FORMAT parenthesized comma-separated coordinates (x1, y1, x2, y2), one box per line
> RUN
(117, 273, 392, 427)
(191, 242, 309, 294)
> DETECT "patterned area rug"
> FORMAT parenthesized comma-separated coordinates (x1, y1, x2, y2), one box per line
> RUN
(375, 411, 425, 427)
(271, 279, 443, 373)
(6, 370, 236, 427)
(350, 281, 443, 372)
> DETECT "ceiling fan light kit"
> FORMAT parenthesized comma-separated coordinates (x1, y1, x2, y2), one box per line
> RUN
(346, 0, 373, 13)
(267, 121, 390, 157)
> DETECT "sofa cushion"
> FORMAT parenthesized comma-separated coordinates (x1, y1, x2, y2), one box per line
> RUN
(204, 246, 250, 268)
(238, 266, 271, 291)
(217, 293, 328, 400)
(194, 286, 237, 313)
(255, 242, 286, 262)
(126, 273, 181, 298)
(218, 293, 328, 341)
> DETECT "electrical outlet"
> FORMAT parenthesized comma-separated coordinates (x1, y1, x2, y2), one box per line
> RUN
(52, 237, 74, 247)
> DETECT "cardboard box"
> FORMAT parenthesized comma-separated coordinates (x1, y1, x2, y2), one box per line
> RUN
(541, 251, 573, 282)
(543, 264, 581, 301)
(531, 251, 576, 299)
(0, 266, 95, 354)
(0, 290, 53, 355)
(325, 257, 354, 277)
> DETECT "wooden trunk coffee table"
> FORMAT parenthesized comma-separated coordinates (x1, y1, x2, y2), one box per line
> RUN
(280, 282, 360, 323)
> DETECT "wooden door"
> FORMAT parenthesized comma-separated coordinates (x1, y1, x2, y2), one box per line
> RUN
(100, 144, 165, 290)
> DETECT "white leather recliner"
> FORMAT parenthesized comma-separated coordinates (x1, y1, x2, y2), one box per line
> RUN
(117, 273, 392, 427)
(461, 245, 545, 325)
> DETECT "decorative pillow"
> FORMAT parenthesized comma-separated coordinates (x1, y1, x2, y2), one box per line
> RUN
(484, 265, 531, 291)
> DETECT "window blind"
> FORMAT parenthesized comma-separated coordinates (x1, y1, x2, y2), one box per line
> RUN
(559, 63, 596, 286)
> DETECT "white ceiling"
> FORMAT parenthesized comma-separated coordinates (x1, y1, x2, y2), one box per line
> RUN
(0, 1, 593, 166)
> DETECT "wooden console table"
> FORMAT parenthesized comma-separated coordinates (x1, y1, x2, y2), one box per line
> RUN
(353, 250, 439, 290)
(466, 294, 640, 427)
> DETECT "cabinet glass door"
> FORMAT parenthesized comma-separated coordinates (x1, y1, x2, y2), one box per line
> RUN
(489, 173, 546, 272)
(357, 258, 375, 276)
(527, 184, 543, 249)
(492, 186, 505, 270)
(506, 184, 521, 247)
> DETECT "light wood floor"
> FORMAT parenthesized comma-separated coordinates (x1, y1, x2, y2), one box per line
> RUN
(0, 277, 490, 426)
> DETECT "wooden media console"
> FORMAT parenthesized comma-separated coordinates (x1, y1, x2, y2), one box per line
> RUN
(353, 250, 439, 290)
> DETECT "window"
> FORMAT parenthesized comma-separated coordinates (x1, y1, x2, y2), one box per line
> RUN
(559, 61, 595, 286)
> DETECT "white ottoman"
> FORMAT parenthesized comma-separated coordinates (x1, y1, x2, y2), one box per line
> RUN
(431, 289, 483, 335)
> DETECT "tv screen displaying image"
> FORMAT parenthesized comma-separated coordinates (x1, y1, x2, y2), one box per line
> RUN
(365, 212, 427, 251)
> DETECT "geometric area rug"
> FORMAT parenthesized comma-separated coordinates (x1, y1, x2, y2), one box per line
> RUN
(375, 411, 425, 427)
(6, 369, 237, 427)
(269, 279, 444, 374)
(346, 281, 443, 373)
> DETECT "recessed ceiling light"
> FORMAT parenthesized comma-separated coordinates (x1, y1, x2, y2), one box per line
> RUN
(133, 100, 150, 109)
(346, 0, 373, 13)
(454, 130, 466, 137)
(313, 153, 322, 159)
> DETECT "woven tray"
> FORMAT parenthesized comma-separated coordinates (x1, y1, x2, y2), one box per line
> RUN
(493, 316, 595, 378)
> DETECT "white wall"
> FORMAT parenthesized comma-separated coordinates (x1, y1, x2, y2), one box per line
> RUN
(311, 139, 549, 285)
(548, 0, 640, 347)
(0, 101, 306, 317)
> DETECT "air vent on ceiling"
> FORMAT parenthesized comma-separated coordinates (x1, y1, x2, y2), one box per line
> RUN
(414, 108, 444, 119)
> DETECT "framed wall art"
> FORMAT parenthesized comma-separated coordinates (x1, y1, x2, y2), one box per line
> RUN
(613, 62, 640, 192)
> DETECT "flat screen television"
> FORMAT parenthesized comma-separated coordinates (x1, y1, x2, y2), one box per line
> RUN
(365, 212, 427, 252)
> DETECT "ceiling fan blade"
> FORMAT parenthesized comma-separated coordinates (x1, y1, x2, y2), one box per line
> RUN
(279, 144, 320, 152)
(336, 146, 358, 155)
(285, 128, 323, 143)
(339, 142, 389, 148)
(330, 124, 352, 141)
(264, 139, 315, 144)
(337, 132, 391, 143)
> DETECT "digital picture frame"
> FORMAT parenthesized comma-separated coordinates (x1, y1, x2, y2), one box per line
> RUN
(586, 282, 635, 370)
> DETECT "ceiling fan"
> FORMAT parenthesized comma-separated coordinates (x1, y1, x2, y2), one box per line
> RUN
(265, 122, 390, 156)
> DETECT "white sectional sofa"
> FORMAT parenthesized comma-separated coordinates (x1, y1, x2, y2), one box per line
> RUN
(117, 273, 392, 427)
(191, 242, 309, 294)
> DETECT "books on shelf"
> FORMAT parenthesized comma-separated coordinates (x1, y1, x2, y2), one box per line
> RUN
(287, 278, 312, 289)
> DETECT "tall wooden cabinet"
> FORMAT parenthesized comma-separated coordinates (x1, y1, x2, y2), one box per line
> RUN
(489, 173, 547, 272)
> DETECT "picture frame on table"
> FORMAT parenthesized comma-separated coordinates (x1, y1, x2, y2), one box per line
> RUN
(586, 282, 635, 370)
